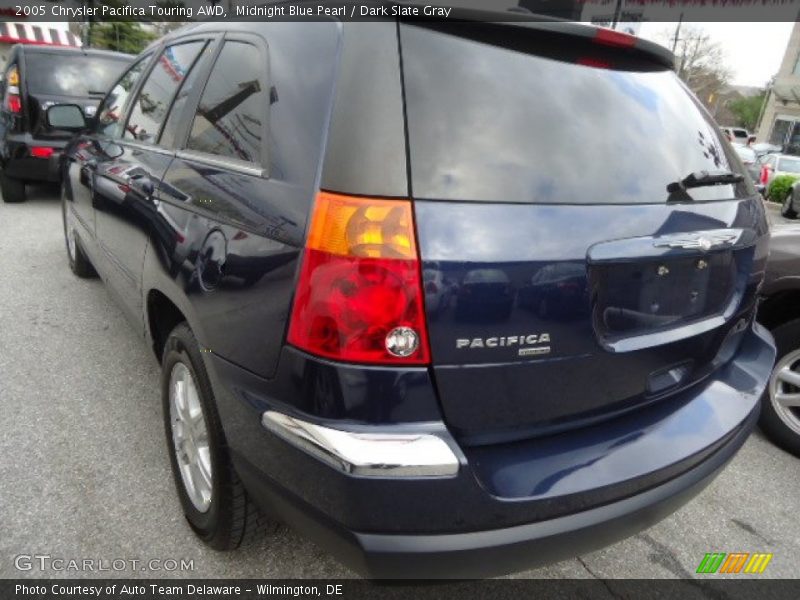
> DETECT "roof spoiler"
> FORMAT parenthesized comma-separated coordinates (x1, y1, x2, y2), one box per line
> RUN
(389, 2, 674, 69)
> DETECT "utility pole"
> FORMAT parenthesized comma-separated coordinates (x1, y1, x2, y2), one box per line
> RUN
(611, 0, 623, 29)
(672, 13, 683, 53)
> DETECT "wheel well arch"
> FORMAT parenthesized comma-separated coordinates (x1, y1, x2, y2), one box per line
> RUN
(146, 289, 187, 361)
(758, 288, 800, 331)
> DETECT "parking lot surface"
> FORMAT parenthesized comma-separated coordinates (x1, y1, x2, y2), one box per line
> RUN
(1, 187, 799, 580)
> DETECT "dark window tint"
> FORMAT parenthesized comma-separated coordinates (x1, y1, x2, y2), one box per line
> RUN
(32, 27, 43, 42)
(186, 41, 264, 164)
(24, 53, 130, 99)
(14, 24, 25, 38)
(125, 41, 205, 144)
(48, 28, 59, 43)
(159, 42, 212, 148)
(97, 56, 151, 138)
(401, 25, 749, 204)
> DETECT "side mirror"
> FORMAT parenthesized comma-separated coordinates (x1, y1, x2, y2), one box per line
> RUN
(46, 104, 87, 132)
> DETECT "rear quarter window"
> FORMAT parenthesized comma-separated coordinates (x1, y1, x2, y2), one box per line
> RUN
(400, 25, 750, 204)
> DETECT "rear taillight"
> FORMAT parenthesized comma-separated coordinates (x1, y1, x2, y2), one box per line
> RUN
(287, 191, 430, 365)
(30, 147, 54, 159)
(5, 66, 21, 114)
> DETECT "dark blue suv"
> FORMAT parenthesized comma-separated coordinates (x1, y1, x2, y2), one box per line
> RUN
(58, 15, 775, 578)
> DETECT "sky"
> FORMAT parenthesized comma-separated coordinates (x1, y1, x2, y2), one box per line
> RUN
(637, 22, 795, 88)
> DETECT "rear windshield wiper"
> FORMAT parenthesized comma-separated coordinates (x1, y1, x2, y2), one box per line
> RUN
(667, 170, 744, 194)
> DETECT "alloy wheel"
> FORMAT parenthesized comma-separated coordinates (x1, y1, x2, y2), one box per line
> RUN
(768, 348, 800, 437)
(169, 362, 213, 513)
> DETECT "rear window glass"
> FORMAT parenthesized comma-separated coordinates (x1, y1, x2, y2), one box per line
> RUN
(778, 157, 800, 173)
(24, 53, 130, 99)
(401, 25, 750, 204)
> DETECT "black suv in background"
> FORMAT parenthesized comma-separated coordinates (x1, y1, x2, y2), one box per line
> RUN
(57, 16, 774, 578)
(0, 44, 131, 202)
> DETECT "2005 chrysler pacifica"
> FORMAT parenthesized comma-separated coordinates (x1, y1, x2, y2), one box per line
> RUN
(56, 13, 775, 578)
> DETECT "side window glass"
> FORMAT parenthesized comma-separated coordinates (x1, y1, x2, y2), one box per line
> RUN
(96, 55, 151, 138)
(124, 41, 205, 145)
(159, 42, 213, 148)
(186, 41, 265, 165)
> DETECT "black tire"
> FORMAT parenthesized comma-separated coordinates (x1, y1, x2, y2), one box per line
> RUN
(780, 193, 797, 219)
(61, 193, 96, 278)
(760, 319, 800, 457)
(1, 171, 26, 203)
(161, 322, 274, 549)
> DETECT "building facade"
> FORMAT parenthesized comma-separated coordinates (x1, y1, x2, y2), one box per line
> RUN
(757, 22, 800, 150)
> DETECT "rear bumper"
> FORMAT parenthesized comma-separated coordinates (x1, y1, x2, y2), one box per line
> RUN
(208, 323, 774, 578)
(237, 407, 755, 579)
(2, 135, 68, 183)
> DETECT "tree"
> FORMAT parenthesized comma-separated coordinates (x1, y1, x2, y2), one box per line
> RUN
(88, 22, 157, 55)
(728, 93, 767, 132)
(663, 26, 731, 110)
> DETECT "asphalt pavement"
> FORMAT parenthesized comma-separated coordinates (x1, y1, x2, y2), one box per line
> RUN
(1, 187, 799, 581)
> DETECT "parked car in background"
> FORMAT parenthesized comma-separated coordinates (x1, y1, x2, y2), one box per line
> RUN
(0, 45, 131, 202)
(757, 224, 800, 456)
(759, 153, 800, 188)
(752, 142, 781, 158)
(60, 18, 774, 578)
(721, 126, 749, 144)
(732, 143, 762, 184)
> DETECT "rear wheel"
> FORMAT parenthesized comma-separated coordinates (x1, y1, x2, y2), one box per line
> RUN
(62, 192, 96, 278)
(1, 171, 26, 203)
(162, 323, 274, 549)
(781, 192, 797, 219)
(762, 319, 800, 457)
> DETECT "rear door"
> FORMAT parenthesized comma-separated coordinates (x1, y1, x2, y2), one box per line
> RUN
(93, 38, 213, 323)
(64, 54, 153, 257)
(400, 23, 768, 444)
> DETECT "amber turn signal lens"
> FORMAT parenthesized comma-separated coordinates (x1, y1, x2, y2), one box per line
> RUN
(306, 191, 417, 259)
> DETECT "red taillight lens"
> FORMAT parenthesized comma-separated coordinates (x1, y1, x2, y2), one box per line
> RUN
(30, 146, 54, 159)
(5, 66, 21, 114)
(287, 192, 430, 365)
(6, 94, 21, 114)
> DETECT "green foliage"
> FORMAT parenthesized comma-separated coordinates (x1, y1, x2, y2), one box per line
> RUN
(768, 174, 800, 203)
(88, 22, 156, 55)
(728, 93, 766, 132)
